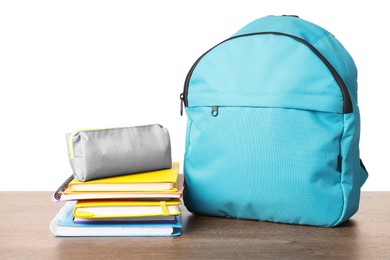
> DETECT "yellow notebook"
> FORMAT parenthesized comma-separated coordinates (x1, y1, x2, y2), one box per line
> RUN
(69, 162, 179, 192)
(59, 174, 184, 201)
(74, 199, 182, 219)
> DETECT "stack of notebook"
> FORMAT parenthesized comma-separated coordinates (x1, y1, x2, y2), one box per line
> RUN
(50, 162, 183, 236)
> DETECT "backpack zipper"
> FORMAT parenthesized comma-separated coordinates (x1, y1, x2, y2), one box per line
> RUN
(211, 106, 219, 117)
(180, 31, 353, 115)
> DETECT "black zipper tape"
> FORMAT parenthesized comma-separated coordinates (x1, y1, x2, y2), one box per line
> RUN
(181, 32, 353, 114)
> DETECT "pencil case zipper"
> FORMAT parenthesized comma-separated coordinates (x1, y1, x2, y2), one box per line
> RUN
(67, 127, 115, 159)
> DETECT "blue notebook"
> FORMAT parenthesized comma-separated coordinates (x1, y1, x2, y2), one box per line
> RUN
(50, 201, 182, 237)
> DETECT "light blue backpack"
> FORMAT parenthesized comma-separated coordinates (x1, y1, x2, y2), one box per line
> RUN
(180, 15, 368, 227)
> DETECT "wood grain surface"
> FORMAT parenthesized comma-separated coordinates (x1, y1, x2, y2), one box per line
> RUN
(0, 192, 389, 259)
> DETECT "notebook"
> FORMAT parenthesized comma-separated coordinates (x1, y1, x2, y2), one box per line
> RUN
(50, 201, 182, 237)
(54, 174, 184, 202)
(68, 162, 180, 192)
(74, 199, 182, 219)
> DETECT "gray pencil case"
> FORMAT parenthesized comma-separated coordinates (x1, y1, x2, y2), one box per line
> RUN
(66, 124, 172, 181)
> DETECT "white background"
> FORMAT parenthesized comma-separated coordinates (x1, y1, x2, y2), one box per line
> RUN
(0, 1, 388, 190)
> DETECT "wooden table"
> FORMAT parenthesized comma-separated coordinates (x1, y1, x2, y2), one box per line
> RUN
(0, 192, 389, 259)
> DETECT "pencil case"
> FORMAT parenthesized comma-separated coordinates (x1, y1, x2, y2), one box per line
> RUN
(66, 124, 172, 181)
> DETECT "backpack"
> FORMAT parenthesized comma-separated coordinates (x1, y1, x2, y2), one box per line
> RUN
(180, 15, 368, 227)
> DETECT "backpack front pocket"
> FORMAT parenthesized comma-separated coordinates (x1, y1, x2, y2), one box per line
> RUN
(184, 105, 345, 226)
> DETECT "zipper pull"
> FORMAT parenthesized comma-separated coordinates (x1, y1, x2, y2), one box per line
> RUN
(180, 93, 184, 116)
(211, 106, 219, 117)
